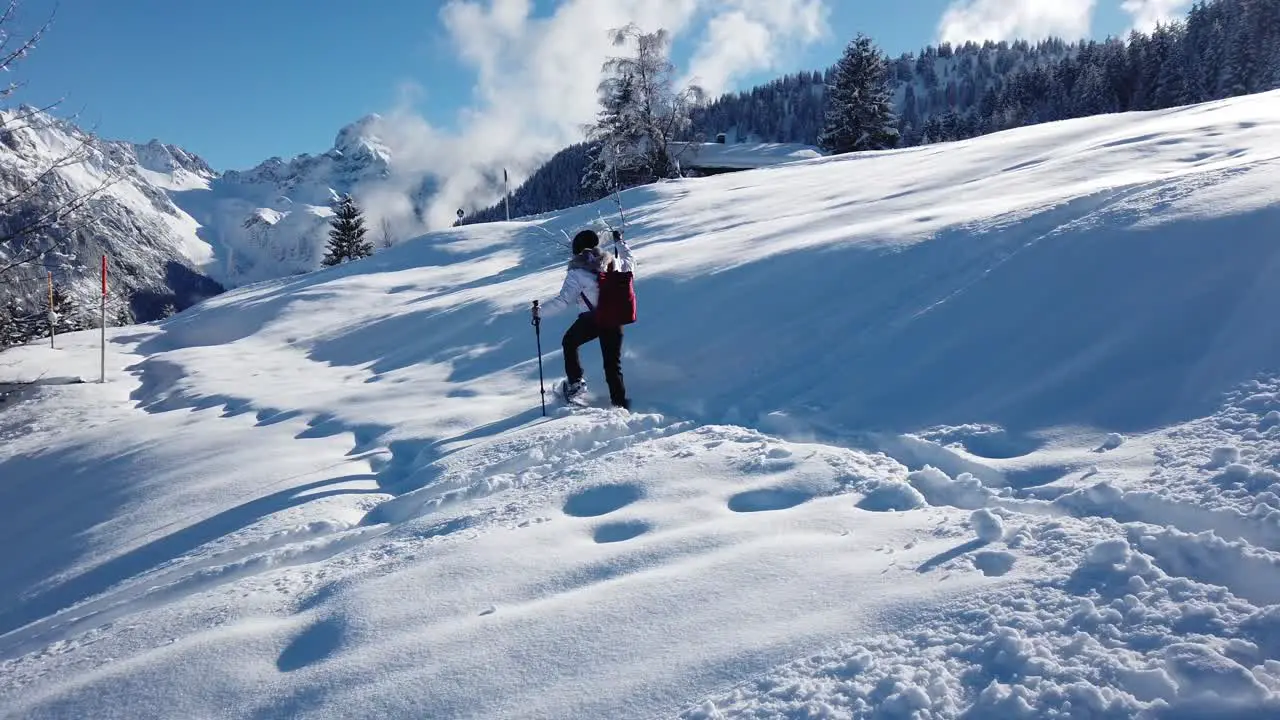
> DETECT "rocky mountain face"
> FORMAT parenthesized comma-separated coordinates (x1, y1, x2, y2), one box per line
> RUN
(0, 107, 223, 330)
(176, 113, 436, 288)
(0, 109, 435, 339)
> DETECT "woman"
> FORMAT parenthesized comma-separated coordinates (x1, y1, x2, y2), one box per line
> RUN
(532, 228, 635, 409)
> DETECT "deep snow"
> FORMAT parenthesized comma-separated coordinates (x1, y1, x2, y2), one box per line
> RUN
(3, 90, 1280, 718)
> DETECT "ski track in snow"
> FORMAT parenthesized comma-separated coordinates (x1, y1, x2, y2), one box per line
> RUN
(4, 92, 1280, 718)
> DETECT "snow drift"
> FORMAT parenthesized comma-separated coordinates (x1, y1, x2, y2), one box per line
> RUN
(4, 90, 1280, 718)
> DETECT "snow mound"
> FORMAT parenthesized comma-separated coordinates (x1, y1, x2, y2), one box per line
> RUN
(971, 508, 1005, 542)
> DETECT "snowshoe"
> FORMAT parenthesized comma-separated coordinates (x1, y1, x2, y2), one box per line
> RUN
(554, 379, 590, 407)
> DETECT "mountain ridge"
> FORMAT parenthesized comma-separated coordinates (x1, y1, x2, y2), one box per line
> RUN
(0, 109, 432, 338)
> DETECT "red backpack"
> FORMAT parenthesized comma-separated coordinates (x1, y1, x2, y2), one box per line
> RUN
(581, 261, 636, 327)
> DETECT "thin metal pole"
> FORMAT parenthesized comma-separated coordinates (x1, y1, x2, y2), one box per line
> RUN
(100, 254, 107, 383)
(47, 270, 54, 349)
(532, 300, 545, 416)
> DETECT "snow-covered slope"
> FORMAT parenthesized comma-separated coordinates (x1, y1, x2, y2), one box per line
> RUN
(0, 107, 223, 322)
(668, 140, 823, 172)
(5, 90, 1280, 718)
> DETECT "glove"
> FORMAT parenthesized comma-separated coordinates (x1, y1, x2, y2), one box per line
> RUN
(611, 229, 622, 242)
(531, 300, 540, 322)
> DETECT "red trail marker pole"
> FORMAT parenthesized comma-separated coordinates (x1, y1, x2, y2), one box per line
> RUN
(47, 271, 54, 349)
(100, 255, 107, 383)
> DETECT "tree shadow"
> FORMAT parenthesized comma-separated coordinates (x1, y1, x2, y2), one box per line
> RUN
(617, 179, 1280, 436)
(0, 445, 141, 622)
(917, 539, 988, 573)
(0, 473, 377, 639)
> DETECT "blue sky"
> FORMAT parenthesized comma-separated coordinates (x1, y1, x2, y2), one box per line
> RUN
(9, 0, 1175, 172)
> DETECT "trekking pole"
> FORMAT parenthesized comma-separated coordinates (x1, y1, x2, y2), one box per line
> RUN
(532, 300, 546, 416)
(611, 148, 626, 231)
(611, 155, 625, 256)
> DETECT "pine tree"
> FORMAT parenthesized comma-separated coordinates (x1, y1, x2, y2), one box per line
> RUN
(321, 193, 372, 267)
(114, 302, 134, 328)
(1075, 62, 1117, 116)
(1223, 0, 1257, 97)
(818, 34, 900, 154)
(52, 287, 79, 334)
(0, 300, 18, 351)
(1259, 0, 1280, 87)
(1150, 22, 1189, 108)
(582, 69, 645, 195)
(2, 298, 35, 347)
(26, 285, 81, 341)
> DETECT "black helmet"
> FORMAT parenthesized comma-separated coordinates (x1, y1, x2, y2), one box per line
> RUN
(571, 229, 599, 255)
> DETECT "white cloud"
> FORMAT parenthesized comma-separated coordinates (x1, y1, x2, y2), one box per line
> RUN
(682, 0, 829, 97)
(936, 0, 1096, 45)
(359, 0, 830, 232)
(1120, 0, 1191, 33)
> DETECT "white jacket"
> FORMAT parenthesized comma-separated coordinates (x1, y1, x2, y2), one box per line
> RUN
(539, 240, 637, 317)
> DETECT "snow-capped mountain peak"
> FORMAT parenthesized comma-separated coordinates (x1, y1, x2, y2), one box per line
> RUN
(332, 113, 390, 165)
(0, 103, 430, 323)
(131, 138, 217, 180)
(195, 111, 434, 287)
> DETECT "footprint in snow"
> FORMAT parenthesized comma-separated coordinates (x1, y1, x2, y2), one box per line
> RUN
(727, 487, 814, 513)
(593, 520, 651, 544)
(562, 483, 644, 518)
(276, 618, 344, 673)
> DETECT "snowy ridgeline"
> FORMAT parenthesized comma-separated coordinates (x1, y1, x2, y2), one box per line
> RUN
(3, 91, 1280, 718)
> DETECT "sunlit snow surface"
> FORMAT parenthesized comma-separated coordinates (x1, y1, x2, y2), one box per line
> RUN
(4, 91, 1280, 718)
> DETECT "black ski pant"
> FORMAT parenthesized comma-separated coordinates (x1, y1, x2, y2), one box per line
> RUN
(562, 312, 626, 405)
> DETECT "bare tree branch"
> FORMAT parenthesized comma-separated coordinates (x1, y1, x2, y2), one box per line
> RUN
(0, 1, 53, 101)
(0, 1, 120, 279)
(0, 97, 67, 133)
(0, 119, 104, 212)
(0, 172, 121, 276)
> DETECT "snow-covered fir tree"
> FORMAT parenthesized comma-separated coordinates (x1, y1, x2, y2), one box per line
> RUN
(114, 301, 134, 328)
(582, 24, 705, 195)
(321, 193, 372, 267)
(17, 284, 84, 343)
(818, 34, 900, 154)
(0, 299, 19, 351)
